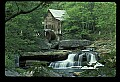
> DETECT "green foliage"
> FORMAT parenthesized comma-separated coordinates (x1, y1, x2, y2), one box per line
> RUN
(5, 1, 49, 69)
(80, 67, 116, 77)
(5, 1, 116, 77)
(5, 52, 15, 69)
(57, 2, 116, 40)
(25, 61, 57, 77)
(14, 68, 26, 74)
(32, 66, 60, 77)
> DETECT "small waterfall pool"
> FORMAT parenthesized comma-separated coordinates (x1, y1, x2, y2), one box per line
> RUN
(48, 50, 104, 76)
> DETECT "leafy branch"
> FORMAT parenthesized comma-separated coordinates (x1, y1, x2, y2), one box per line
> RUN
(5, 1, 52, 23)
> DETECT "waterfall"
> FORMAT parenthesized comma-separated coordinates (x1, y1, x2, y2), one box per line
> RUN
(49, 54, 76, 69)
(77, 54, 84, 66)
(49, 51, 103, 69)
(88, 53, 97, 65)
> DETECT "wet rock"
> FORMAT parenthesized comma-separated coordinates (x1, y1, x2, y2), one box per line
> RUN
(33, 66, 62, 77)
(5, 70, 21, 77)
(19, 50, 71, 67)
(73, 72, 81, 76)
(51, 42, 59, 49)
(21, 50, 70, 61)
(38, 39, 51, 50)
(59, 40, 92, 50)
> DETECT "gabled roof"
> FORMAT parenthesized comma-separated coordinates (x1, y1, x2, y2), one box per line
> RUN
(48, 9, 69, 21)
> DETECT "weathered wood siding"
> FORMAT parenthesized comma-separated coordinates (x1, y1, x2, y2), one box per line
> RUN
(44, 12, 58, 32)
(44, 11, 62, 41)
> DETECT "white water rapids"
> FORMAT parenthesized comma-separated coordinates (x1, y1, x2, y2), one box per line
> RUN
(48, 51, 104, 69)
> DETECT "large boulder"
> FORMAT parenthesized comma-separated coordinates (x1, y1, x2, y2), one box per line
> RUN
(58, 40, 92, 49)
(38, 39, 51, 50)
(19, 50, 71, 67)
(5, 69, 21, 76)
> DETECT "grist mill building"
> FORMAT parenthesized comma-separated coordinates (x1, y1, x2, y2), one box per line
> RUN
(43, 9, 69, 42)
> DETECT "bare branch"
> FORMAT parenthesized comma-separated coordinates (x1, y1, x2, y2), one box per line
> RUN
(5, 2, 48, 23)
(20, 2, 42, 14)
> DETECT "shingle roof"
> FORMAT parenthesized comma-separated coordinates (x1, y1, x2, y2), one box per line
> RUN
(48, 9, 69, 21)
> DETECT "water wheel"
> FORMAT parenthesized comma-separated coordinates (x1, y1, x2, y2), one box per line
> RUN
(46, 30, 56, 42)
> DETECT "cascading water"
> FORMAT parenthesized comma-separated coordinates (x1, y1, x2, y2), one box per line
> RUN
(77, 54, 83, 66)
(88, 53, 97, 65)
(49, 54, 76, 69)
(49, 50, 104, 69)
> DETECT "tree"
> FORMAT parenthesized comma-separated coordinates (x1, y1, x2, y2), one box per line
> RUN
(5, 1, 52, 23)
(5, 1, 52, 69)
